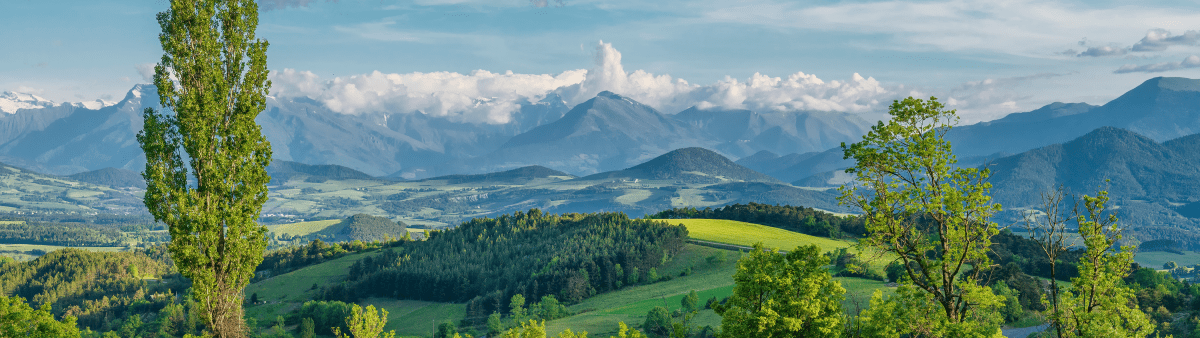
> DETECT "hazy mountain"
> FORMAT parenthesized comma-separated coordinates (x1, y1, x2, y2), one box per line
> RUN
(984, 127, 1200, 246)
(267, 160, 378, 183)
(674, 107, 872, 158)
(414, 91, 718, 178)
(583, 147, 780, 184)
(419, 165, 572, 185)
(0, 85, 571, 177)
(948, 77, 1200, 157)
(66, 167, 146, 189)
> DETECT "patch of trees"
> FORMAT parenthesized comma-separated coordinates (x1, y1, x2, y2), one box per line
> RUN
(319, 209, 688, 321)
(0, 245, 201, 334)
(0, 221, 122, 247)
(324, 214, 409, 243)
(649, 202, 865, 238)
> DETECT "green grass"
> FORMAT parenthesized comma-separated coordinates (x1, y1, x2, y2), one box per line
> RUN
(245, 251, 373, 306)
(670, 219, 851, 252)
(0, 220, 25, 225)
(0, 243, 124, 252)
(360, 298, 466, 338)
(1134, 251, 1200, 270)
(267, 219, 341, 238)
(671, 219, 894, 273)
(547, 245, 741, 335)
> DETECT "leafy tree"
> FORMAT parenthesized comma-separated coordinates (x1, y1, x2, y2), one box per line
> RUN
(647, 268, 658, 283)
(1053, 190, 1155, 337)
(643, 306, 672, 337)
(299, 317, 315, 338)
(681, 290, 699, 313)
(716, 244, 845, 337)
(511, 294, 528, 325)
(0, 294, 80, 337)
(434, 322, 458, 338)
(333, 304, 396, 338)
(991, 281, 1023, 323)
(487, 312, 505, 336)
(140, 0, 273, 336)
(839, 96, 1004, 335)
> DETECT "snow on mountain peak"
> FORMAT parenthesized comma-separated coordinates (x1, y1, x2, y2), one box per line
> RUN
(0, 91, 57, 114)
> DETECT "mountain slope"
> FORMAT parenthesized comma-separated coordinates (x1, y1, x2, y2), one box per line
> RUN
(67, 167, 146, 189)
(948, 77, 1200, 157)
(985, 127, 1200, 245)
(583, 147, 781, 184)
(674, 107, 871, 158)
(419, 165, 573, 185)
(267, 160, 378, 182)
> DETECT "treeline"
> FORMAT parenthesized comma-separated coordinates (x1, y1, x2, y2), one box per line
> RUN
(648, 202, 865, 238)
(254, 238, 403, 281)
(0, 221, 123, 247)
(319, 209, 688, 321)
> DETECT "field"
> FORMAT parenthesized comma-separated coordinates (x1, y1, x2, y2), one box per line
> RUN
(545, 244, 894, 336)
(670, 219, 893, 273)
(266, 219, 342, 238)
(671, 218, 851, 252)
(1135, 250, 1200, 270)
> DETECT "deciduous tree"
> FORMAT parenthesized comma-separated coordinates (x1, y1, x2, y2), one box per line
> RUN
(139, 0, 273, 337)
(716, 244, 845, 337)
(839, 97, 1004, 336)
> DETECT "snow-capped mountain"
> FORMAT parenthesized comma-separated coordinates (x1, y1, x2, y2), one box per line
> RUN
(0, 91, 117, 114)
(0, 91, 58, 114)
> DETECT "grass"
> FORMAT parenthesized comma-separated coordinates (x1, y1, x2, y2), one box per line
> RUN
(360, 298, 466, 338)
(1134, 251, 1200, 270)
(245, 251, 373, 307)
(267, 219, 341, 238)
(670, 219, 894, 273)
(670, 219, 851, 252)
(0, 243, 124, 252)
(0, 221, 25, 225)
(547, 245, 742, 335)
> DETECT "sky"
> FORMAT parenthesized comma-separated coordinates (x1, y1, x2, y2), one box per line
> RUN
(4, 0, 1200, 124)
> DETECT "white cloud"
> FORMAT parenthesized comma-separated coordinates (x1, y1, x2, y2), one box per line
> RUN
(1076, 46, 1128, 57)
(1114, 55, 1200, 73)
(1132, 29, 1200, 52)
(940, 72, 1071, 123)
(136, 63, 156, 83)
(269, 41, 901, 123)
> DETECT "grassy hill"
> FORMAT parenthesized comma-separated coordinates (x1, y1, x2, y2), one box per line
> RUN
(673, 218, 849, 252)
(65, 167, 146, 189)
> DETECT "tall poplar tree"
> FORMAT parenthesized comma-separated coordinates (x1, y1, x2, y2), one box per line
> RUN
(138, 0, 272, 337)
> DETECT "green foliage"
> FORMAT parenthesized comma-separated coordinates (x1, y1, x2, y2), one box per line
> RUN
(488, 312, 505, 336)
(298, 317, 315, 338)
(649, 202, 864, 239)
(839, 96, 1003, 327)
(257, 239, 390, 281)
(321, 214, 409, 243)
(333, 304, 395, 338)
(511, 294, 528, 325)
(716, 244, 844, 337)
(0, 221, 122, 247)
(681, 291, 699, 314)
(0, 294, 80, 337)
(642, 306, 672, 337)
(289, 300, 352, 336)
(849, 285, 1003, 338)
(990, 281, 1023, 323)
(141, 0, 274, 336)
(322, 210, 688, 325)
(1052, 190, 1155, 337)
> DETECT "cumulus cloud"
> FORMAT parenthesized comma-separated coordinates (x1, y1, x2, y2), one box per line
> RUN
(1114, 55, 1200, 73)
(1132, 29, 1200, 52)
(269, 41, 901, 124)
(1076, 46, 1128, 57)
(940, 72, 1070, 123)
(136, 63, 156, 83)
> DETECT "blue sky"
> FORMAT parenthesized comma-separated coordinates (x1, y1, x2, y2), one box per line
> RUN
(4, 0, 1200, 123)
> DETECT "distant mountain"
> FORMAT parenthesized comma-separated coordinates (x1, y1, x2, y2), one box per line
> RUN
(0, 91, 58, 114)
(949, 77, 1200, 157)
(985, 127, 1200, 246)
(267, 160, 378, 183)
(583, 147, 781, 184)
(0, 161, 143, 214)
(66, 167, 146, 189)
(419, 91, 717, 177)
(0, 85, 571, 176)
(674, 107, 871, 158)
(420, 165, 572, 185)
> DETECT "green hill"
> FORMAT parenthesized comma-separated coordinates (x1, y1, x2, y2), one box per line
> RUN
(584, 147, 781, 184)
(419, 165, 573, 185)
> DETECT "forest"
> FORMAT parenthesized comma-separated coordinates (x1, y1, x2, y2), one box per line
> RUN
(319, 210, 689, 321)
(649, 202, 866, 238)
